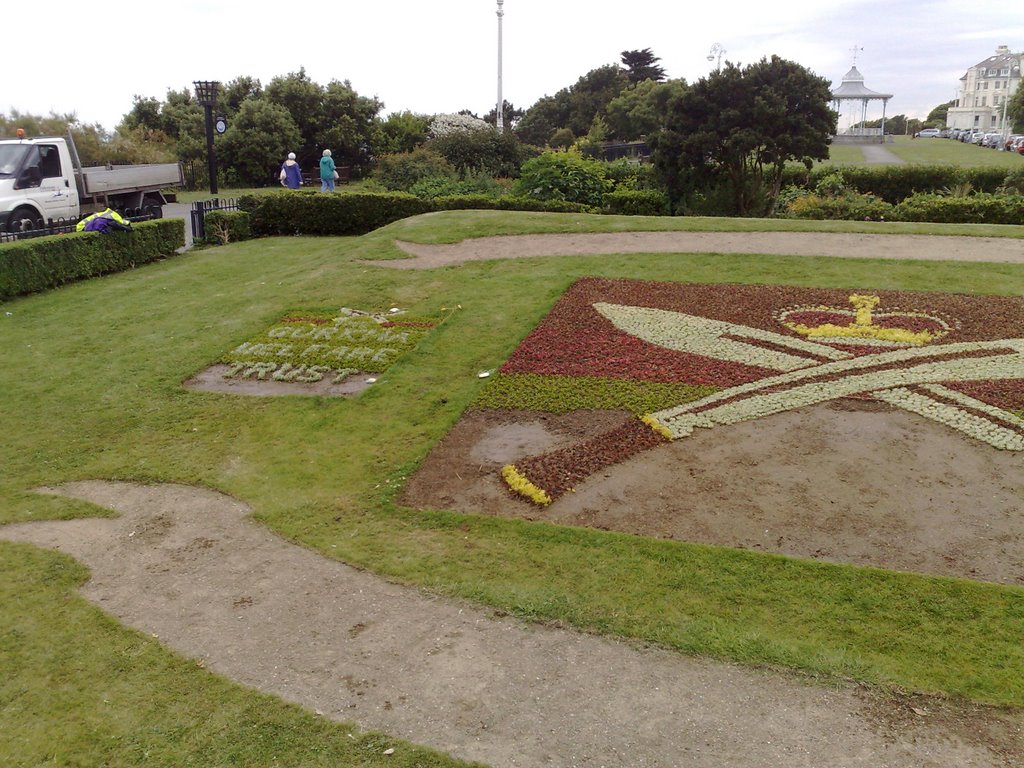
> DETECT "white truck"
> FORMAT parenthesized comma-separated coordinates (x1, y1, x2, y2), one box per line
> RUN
(0, 131, 184, 233)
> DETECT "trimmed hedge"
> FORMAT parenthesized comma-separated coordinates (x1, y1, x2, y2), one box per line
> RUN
(0, 219, 185, 301)
(240, 191, 432, 236)
(603, 189, 671, 216)
(239, 191, 594, 237)
(780, 164, 1012, 203)
(893, 193, 1024, 224)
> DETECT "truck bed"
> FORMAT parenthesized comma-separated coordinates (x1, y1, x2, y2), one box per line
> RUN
(80, 163, 184, 195)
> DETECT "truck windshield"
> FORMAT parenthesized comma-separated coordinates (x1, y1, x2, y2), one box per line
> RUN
(0, 144, 31, 177)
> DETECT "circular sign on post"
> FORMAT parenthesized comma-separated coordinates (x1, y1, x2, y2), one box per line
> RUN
(215, 117, 227, 134)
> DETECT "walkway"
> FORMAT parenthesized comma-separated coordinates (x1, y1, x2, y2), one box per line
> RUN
(1, 481, 1014, 767)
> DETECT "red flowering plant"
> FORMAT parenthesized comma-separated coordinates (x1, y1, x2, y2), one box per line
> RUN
(480, 278, 1024, 505)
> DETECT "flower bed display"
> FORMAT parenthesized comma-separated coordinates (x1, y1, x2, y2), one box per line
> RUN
(220, 307, 437, 386)
(485, 278, 1024, 505)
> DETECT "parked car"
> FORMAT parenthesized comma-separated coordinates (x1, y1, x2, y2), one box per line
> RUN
(949, 129, 963, 140)
(981, 132, 1004, 148)
(972, 131, 988, 145)
(938, 129, 952, 138)
(917, 128, 941, 138)
(1003, 134, 1023, 152)
(959, 130, 976, 142)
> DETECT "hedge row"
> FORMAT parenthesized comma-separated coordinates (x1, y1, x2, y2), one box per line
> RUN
(785, 191, 1024, 224)
(0, 219, 186, 302)
(237, 191, 594, 238)
(779, 164, 1011, 203)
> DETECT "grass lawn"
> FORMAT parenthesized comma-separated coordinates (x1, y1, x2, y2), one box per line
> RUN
(2, 211, 1023, 765)
(823, 134, 1024, 167)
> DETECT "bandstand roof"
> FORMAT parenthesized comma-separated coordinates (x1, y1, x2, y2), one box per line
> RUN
(831, 66, 893, 100)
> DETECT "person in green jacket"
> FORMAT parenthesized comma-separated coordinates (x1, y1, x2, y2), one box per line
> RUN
(319, 149, 336, 192)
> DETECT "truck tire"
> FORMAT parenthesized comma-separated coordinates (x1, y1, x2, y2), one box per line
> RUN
(142, 196, 164, 219)
(7, 206, 42, 233)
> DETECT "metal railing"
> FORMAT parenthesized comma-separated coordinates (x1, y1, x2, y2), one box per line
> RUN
(190, 198, 240, 241)
(0, 208, 156, 244)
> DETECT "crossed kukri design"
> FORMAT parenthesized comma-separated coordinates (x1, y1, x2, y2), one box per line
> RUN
(593, 303, 1024, 452)
(502, 302, 1024, 505)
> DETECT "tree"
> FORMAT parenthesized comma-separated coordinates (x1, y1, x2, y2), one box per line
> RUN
(620, 49, 666, 84)
(216, 99, 302, 186)
(220, 76, 263, 117)
(1008, 85, 1024, 133)
(377, 111, 431, 154)
(484, 100, 526, 131)
(516, 64, 629, 145)
(926, 100, 955, 127)
(650, 56, 836, 216)
(603, 78, 686, 141)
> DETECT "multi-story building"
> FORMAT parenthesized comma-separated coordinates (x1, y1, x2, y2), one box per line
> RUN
(946, 45, 1022, 133)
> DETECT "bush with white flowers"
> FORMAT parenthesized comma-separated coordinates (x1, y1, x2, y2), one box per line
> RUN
(428, 113, 493, 139)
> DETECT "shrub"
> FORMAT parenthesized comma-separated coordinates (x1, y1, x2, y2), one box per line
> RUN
(814, 170, 849, 197)
(427, 113, 492, 138)
(998, 166, 1024, 194)
(430, 130, 533, 178)
(603, 160, 659, 191)
(203, 210, 252, 245)
(603, 189, 670, 216)
(785, 192, 893, 221)
(892, 192, 1024, 224)
(373, 148, 455, 191)
(408, 172, 506, 200)
(513, 150, 611, 207)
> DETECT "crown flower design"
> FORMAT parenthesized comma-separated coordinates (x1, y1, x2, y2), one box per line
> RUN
(776, 294, 954, 347)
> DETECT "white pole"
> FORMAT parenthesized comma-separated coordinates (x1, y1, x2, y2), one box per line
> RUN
(496, 0, 505, 132)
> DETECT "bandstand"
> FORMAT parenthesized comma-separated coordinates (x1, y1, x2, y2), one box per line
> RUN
(831, 65, 893, 144)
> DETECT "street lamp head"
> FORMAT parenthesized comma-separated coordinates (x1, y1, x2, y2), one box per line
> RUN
(707, 55, 714, 62)
(193, 80, 221, 107)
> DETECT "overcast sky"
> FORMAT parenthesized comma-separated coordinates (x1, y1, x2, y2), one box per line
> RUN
(6, 1, 1023, 132)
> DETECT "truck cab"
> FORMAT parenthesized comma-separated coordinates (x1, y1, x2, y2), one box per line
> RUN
(0, 132, 183, 233)
(0, 137, 79, 230)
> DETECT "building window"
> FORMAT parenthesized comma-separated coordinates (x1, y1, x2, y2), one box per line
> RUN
(983, 82, 989, 90)
(1000, 68, 1009, 76)
(981, 97, 987, 106)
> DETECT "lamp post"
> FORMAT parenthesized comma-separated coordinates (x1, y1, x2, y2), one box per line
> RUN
(496, 0, 505, 132)
(193, 80, 221, 195)
(707, 43, 725, 72)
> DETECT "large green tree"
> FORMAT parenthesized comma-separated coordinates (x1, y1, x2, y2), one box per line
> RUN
(515, 64, 629, 145)
(650, 56, 836, 215)
(1008, 85, 1024, 133)
(376, 111, 431, 154)
(926, 100, 955, 126)
(603, 78, 686, 141)
(216, 99, 302, 186)
(620, 48, 667, 84)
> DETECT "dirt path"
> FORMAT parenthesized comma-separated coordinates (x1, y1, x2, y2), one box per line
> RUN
(2, 481, 1019, 768)
(383, 231, 1024, 269)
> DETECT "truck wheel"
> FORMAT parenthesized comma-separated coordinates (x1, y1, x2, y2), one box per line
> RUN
(7, 207, 41, 233)
(142, 197, 164, 219)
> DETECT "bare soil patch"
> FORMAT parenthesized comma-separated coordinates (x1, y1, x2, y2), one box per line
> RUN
(402, 402, 1024, 585)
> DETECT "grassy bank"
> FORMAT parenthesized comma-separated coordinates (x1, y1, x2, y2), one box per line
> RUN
(2, 211, 1022, 764)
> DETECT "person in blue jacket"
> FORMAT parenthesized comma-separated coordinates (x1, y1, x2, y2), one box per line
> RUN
(279, 152, 302, 189)
(319, 149, 336, 192)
